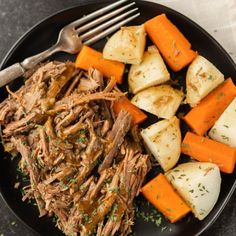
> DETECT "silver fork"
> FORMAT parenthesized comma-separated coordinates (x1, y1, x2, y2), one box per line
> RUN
(0, 0, 139, 87)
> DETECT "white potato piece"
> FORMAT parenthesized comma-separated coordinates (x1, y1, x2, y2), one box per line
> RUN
(209, 97, 236, 147)
(131, 85, 184, 119)
(128, 46, 170, 94)
(186, 55, 224, 107)
(103, 25, 146, 65)
(141, 116, 181, 171)
(165, 162, 221, 220)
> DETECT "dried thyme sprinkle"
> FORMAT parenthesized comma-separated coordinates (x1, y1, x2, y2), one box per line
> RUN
(79, 129, 86, 135)
(55, 139, 61, 145)
(52, 216, 57, 223)
(211, 128, 216, 134)
(161, 226, 167, 232)
(181, 143, 190, 148)
(77, 137, 86, 143)
(217, 92, 225, 100)
(221, 135, 229, 141)
(11, 221, 16, 226)
(207, 75, 214, 80)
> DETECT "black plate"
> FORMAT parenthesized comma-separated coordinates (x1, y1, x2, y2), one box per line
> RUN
(0, 1, 236, 236)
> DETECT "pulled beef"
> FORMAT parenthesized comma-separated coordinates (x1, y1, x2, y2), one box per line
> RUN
(0, 62, 150, 236)
(98, 110, 132, 173)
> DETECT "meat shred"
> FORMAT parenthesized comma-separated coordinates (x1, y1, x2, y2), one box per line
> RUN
(0, 61, 150, 236)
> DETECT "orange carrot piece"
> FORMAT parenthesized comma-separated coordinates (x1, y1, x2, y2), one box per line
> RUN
(184, 78, 236, 136)
(182, 132, 236, 173)
(75, 45, 125, 84)
(145, 14, 197, 72)
(113, 97, 147, 125)
(141, 173, 190, 223)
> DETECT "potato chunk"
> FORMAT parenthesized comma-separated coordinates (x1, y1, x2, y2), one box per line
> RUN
(209, 97, 236, 147)
(186, 55, 224, 107)
(128, 46, 170, 94)
(103, 25, 146, 65)
(141, 116, 181, 171)
(166, 162, 221, 220)
(131, 85, 184, 119)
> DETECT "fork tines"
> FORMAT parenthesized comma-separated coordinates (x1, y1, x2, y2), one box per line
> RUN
(71, 0, 140, 45)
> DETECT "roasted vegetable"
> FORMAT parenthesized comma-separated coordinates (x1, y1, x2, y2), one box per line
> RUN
(141, 173, 191, 223)
(166, 162, 221, 220)
(209, 97, 236, 148)
(145, 13, 197, 71)
(182, 132, 236, 173)
(184, 78, 236, 135)
(141, 116, 181, 171)
(131, 85, 184, 119)
(186, 55, 224, 107)
(113, 96, 147, 125)
(128, 46, 170, 94)
(75, 45, 125, 84)
(103, 25, 146, 65)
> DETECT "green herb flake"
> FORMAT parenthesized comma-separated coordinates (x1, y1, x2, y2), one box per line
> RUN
(77, 137, 86, 143)
(217, 92, 225, 100)
(221, 135, 229, 141)
(52, 216, 57, 223)
(161, 226, 167, 232)
(155, 217, 162, 226)
(69, 178, 77, 184)
(207, 75, 214, 80)
(211, 128, 217, 134)
(55, 139, 61, 145)
(109, 187, 119, 193)
(79, 129, 86, 135)
(181, 143, 189, 148)
(60, 181, 69, 190)
(172, 132, 177, 140)
(11, 221, 16, 226)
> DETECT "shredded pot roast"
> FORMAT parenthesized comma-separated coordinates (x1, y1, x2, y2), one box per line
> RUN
(0, 61, 150, 236)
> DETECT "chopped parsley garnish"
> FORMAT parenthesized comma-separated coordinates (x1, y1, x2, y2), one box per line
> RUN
(207, 75, 214, 80)
(77, 137, 86, 143)
(221, 135, 229, 141)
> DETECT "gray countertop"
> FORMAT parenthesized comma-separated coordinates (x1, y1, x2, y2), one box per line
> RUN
(0, 0, 235, 235)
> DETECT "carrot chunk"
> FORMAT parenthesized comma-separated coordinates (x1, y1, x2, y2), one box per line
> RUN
(182, 132, 236, 174)
(113, 97, 147, 125)
(183, 78, 236, 135)
(141, 173, 191, 223)
(75, 45, 125, 84)
(145, 14, 197, 71)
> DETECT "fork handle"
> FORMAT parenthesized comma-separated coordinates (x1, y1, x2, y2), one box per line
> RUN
(21, 44, 60, 70)
(0, 44, 60, 88)
(0, 63, 25, 88)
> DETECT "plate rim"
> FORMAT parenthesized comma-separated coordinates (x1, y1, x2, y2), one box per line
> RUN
(0, 1, 235, 235)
